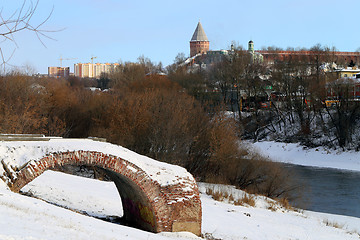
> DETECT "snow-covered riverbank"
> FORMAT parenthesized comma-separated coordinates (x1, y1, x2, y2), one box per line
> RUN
(251, 141, 360, 172)
(1, 140, 360, 239)
(1, 170, 359, 240)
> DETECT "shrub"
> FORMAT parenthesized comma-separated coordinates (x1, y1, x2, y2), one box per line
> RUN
(267, 200, 277, 212)
(277, 198, 292, 210)
(0, 74, 48, 134)
(90, 75, 210, 166)
(87, 72, 302, 202)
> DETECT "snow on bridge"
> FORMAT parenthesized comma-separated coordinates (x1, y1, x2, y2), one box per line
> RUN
(0, 136, 201, 235)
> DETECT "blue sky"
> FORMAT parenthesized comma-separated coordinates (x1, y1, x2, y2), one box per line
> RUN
(1, 0, 359, 74)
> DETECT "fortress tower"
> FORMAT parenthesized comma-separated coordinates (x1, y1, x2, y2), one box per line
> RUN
(190, 21, 209, 57)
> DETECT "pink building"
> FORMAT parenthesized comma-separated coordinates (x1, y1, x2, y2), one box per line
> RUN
(48, 67, 70, 78)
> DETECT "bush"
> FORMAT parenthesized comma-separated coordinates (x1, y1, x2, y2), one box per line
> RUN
(189, 111, 301, 200)
(90, 75, 210, 166)
(277, 198, 292, 210)
(0, 74, 47, 134)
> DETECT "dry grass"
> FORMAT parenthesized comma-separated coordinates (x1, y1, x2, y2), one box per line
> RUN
(206, 188, 256, 207)
(322, 219, 360, 237)
(234, 194, 256, 207)
(267, 198, 295, 212)
(348, 230, 360, 237)
(202, 232, 222, 240)
(322, 219, 360, 238)
(212, 191, 224, 201)
(267, 200, 277, 212)
(277, 198, 292, 210)
(205, 186, 298, 211)
(323, 219, 345, 229)
(228, 193, 234, 202)
(206, 188, 230, 202)
(206, 188, 224, 201)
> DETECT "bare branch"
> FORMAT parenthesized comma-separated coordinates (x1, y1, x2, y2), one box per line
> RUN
(0, 47, 16, 72)
(0, 0, 60, 71)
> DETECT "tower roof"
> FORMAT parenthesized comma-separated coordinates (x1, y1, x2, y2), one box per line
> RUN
(190, 21, 209, 42)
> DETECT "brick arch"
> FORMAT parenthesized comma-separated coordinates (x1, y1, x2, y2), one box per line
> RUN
(9, 151, 201, 235)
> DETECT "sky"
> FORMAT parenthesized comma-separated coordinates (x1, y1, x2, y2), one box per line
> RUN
(1, 0, 360, 74)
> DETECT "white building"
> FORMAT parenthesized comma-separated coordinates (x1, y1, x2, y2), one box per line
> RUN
(74, 63, 119, 79)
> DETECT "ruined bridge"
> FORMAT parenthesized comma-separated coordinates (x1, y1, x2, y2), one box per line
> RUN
(0, 136, 201, 235)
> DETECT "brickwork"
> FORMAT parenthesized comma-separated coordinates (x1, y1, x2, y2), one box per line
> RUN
(8, 151, 201, 235)
(256, 50, 360, 65)
(190, 21, 209, 57)
(190, 41, 210, 57)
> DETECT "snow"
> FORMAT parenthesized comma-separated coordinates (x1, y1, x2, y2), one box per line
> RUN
(1, 170, 359, 240)
(250, 141, 360, 172)
(197, 182, 276, 210)
(201, 194, 360, 240)
(0, 173, 201, 240)
(0, 139, 195, 188)
(21, 170, 124, 218)
(199, 183, 360, 239)
(1, 140, 360, 239)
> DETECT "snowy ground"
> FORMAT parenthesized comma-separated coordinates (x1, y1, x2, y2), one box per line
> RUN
(1, 170, 360, 240)
(250, 141, 360, 172)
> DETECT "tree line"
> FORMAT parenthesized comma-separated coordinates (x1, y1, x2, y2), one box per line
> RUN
(0, 59, 302, 202)
(170, 44, 360, 150)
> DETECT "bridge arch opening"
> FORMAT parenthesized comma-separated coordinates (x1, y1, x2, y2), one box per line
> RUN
(20, 169, 124, 222)
(20, 166, 157, 231)
(8, 150, 202, 235)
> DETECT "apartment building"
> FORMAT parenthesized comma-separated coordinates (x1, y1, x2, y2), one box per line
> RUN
(48, 67, 70, 78)
(74, 63, 119, 79)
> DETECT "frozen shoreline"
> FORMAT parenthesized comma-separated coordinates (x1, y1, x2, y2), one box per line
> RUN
(1, 140, 360, 239)
(250, 141, 360, 172)
(1, 171, 359, 240)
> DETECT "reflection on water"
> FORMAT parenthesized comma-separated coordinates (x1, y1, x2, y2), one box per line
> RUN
(284, 164, 360, 218)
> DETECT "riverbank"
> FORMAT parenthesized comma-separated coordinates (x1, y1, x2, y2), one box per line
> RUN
(1, 171, 360, 240)
(250, 141, 360, 172)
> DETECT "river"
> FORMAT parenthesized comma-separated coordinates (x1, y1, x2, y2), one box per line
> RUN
(284, 164, 360, 218)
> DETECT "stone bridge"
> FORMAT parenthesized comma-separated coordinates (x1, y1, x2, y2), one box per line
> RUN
(0, 136, 201, 235)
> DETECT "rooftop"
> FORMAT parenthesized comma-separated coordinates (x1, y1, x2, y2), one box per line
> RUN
(190, 21, 209, 42)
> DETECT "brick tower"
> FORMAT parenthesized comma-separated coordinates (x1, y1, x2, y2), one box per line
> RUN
(190, 21, 209, 57)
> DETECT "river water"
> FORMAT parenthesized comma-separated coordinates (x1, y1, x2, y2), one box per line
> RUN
(284, 164, 360, 218)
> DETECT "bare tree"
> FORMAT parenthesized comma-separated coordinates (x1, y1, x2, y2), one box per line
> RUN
(0, 0, 55, 71)
(323, 77, 360, 148)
